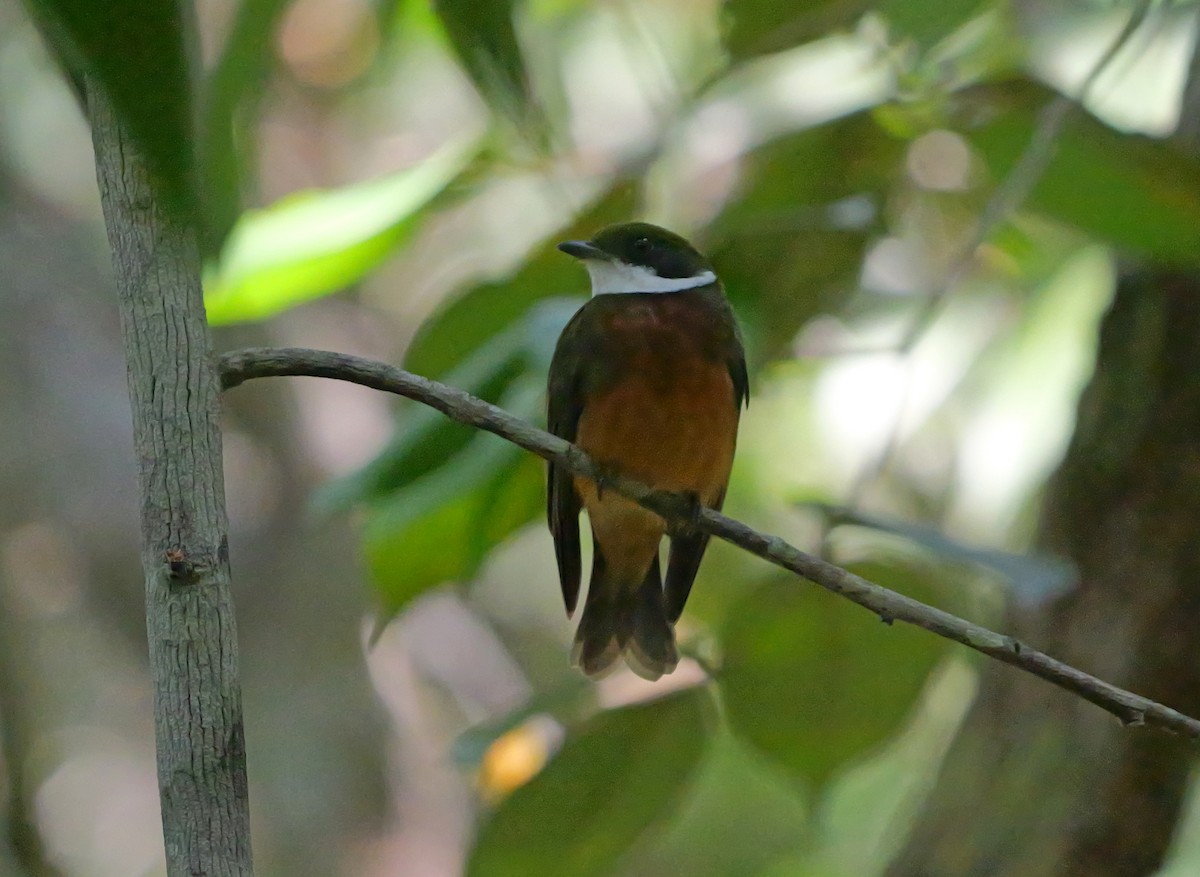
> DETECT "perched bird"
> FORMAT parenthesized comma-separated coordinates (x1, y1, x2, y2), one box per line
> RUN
(547, 222, 748, 680)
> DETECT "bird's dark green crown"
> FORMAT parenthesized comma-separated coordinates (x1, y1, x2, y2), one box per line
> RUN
(560, 222, 712, 280)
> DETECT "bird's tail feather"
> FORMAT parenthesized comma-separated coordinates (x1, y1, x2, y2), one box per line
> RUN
(572, 551, 678, 681)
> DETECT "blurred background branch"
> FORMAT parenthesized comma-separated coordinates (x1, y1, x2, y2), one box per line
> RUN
(0, 567, 65, 877)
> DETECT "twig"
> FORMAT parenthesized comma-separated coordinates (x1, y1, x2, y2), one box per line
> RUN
(219, 346, 1200, 739)
(899, 0, 1155, 351)
(842, 0, 1157, 506)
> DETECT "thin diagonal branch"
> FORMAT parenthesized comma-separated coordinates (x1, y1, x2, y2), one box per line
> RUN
(219, 346, 1200, 740)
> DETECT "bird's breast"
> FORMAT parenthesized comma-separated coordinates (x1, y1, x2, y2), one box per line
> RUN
(573, 333, 738, 505)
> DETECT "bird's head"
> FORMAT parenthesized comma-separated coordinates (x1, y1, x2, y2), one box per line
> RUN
(558, 222, 716, 296)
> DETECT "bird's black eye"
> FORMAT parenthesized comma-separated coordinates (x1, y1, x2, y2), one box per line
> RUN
(632, 238, 651, 254)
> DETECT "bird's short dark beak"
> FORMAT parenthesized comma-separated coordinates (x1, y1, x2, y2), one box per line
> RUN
(557, 240, 608, 261)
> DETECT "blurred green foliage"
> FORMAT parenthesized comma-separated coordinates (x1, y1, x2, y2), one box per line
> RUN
(965, 79, 1200, 264)
(467, 690, 713, 877)
(205, 142, 472, 323)
(23, 0, 197, 217)
(404, 186, 638, 377)
(724, 0, 985, 60)
(431, 0, 548, 139)
(203, 0, 296, 247)
(706, 110, 900, 357)
(721, 564, 947, 789)
(29, 0, 1200, 872)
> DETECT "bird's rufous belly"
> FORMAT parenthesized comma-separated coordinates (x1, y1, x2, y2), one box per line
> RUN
(573, 356, 737, 572)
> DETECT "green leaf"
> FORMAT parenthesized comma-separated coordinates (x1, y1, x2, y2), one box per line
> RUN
(723, 0, 983, 61)
(27, 0, 197, 216)
(880, 0, 986, 51)
(324, 295, 578, 510)
(467, 690, 714, 877)
(706, 112, 900, 358)
(722, 0, 863, 61)
(720, 568, 945, 788)
(405, 182, 637, 378)
(204, 142, 473, 324)
(962, 79, 1200, 266)
(320, 319, 530, 508)
(627, 730, 809, 877)
(453, 678, 592, 767)
(344, 293, 581, 621)
(364, 375, 545, 617)
(432, 0, 544, 138)
(201, 0, 294, 250)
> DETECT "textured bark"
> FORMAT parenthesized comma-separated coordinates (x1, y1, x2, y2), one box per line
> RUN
(87, 84, 252, 875)
(885, 271, 1200, 877)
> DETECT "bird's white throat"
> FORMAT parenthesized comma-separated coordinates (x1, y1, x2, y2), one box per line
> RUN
(585, 260, 716, 297)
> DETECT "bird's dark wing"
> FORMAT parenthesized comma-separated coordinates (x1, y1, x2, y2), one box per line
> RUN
(725, 298, 750, 411)
(546, 309, 588, 617)
(665, 488, 723, 623)
(729, 349, 749, 411)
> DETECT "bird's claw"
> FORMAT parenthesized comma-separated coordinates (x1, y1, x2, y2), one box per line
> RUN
(668, 491, 704, 539)
(592, 462, 619, 500)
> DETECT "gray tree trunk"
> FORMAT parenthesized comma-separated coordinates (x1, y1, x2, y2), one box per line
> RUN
(87, 82, 253, 876)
